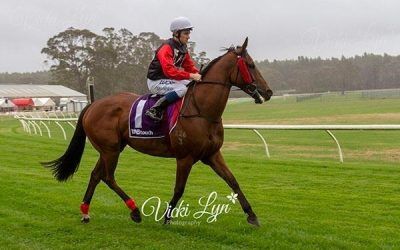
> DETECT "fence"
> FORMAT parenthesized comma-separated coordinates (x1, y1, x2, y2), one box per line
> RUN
(272, 88, 400, 103)
(13, 114, 400, 163)
(14, 112, 78, 140)
(223, 124, 400, 163)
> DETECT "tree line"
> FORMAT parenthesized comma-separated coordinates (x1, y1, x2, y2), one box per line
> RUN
(38, 27, 209, 98)
(1, 27, 399, 96)
(258, 53, 400, 94)
(0, 71, 51, 85)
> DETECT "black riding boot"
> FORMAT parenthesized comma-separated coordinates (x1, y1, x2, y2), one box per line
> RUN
(145, 96, 170, 121)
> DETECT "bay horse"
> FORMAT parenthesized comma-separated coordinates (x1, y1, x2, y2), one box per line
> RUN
(42, 38, 273, 226)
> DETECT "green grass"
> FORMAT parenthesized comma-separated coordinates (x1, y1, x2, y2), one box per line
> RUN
(0, 94, 399, 249)
(225, 93, 400, 124)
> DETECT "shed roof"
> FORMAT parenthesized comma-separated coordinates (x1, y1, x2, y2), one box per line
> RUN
(0, 84, 86, 98)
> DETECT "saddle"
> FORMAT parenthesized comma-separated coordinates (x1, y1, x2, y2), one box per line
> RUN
(129, 94, 183, 138)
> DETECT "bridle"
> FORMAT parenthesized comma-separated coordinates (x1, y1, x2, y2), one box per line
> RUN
(180, 50, 264, 123)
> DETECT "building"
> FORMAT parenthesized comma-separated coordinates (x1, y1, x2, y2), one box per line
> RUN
(0, 98, 16, 112)
(0, 84, 87, 112)
(11, 98, 34, 111)
(32, 98, 56, 111)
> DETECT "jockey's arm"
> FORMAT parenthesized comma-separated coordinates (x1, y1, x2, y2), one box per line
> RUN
(182, 53, 199, 74)
(157, 45, 191, 80)
(182, 53, 201, 81)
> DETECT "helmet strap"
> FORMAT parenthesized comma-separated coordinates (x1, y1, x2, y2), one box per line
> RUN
(173, 31, 183, 45)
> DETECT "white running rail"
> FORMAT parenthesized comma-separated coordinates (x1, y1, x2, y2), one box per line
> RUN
(13, 115, 400, 163)
(14, 112, 78, 140)
(224, 124, 400, 163)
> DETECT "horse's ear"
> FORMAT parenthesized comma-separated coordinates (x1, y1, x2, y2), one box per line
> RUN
(241, 37, 248, 52)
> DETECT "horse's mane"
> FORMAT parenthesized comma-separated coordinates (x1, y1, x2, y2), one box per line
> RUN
(200, 46, 236, 76)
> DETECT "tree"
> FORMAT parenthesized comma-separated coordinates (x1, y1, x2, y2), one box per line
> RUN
(187, 41, 210, 68)
(41, 27, 97, 94)
(91, 30, 165, 96)
(42, 27, 210, 98)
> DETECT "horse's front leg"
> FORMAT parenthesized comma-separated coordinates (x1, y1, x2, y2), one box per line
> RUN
(202, 150, 260, 227)
(164, 155, 194, 224)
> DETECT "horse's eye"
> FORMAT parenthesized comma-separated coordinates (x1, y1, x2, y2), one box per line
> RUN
(248, 64, 255, 69)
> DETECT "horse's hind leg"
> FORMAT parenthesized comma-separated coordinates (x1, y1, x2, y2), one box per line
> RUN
(202, 150, 260, 227)
(80, 157, 103, 223)
(101, 151, 142, 223)
(80, 151, 141, 223)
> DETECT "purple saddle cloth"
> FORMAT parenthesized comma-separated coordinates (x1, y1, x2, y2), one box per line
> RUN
(129, 94, 180, 138)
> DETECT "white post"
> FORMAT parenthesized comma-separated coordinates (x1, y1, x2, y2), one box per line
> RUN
(252, 129, 270, 158)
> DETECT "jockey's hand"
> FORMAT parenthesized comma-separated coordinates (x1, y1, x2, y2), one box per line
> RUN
(190, 73, 202, 81)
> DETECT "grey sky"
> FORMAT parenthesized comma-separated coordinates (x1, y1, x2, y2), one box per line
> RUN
(1, 0, 400, 72)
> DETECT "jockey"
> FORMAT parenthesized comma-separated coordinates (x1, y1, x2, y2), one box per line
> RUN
(145, 16, 202, 121)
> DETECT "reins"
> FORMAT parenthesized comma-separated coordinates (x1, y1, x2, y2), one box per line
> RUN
(179, 80, 229, 124)
(179, 61, 237, 123)
(179, 51, 259, 123)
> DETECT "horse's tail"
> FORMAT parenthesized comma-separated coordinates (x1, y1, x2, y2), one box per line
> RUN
(41, 104, 91, 182)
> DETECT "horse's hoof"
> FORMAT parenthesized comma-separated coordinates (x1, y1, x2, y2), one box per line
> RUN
(247, 215, 260, 227)
(81, 215, 90, 223)
(130, 208, 142, 223)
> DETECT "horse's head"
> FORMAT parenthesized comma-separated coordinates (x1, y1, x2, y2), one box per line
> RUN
(229, 37, 273, 103)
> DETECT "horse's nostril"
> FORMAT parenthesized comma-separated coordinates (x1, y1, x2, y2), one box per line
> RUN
(266, 90, 273, 97)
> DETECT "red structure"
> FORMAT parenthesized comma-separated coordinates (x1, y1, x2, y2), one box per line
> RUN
(12, 98, 34, 110)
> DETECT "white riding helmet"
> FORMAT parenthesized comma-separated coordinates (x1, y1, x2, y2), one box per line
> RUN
(170, 17, 193, 32)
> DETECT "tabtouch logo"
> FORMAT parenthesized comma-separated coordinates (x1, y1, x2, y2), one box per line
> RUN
(131, 129, 154, 136)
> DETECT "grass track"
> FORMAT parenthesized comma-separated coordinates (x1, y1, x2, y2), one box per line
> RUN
(0, 93, 399, 249)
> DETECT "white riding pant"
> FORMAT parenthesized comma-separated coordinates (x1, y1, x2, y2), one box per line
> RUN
(147, 78, 191, 98)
